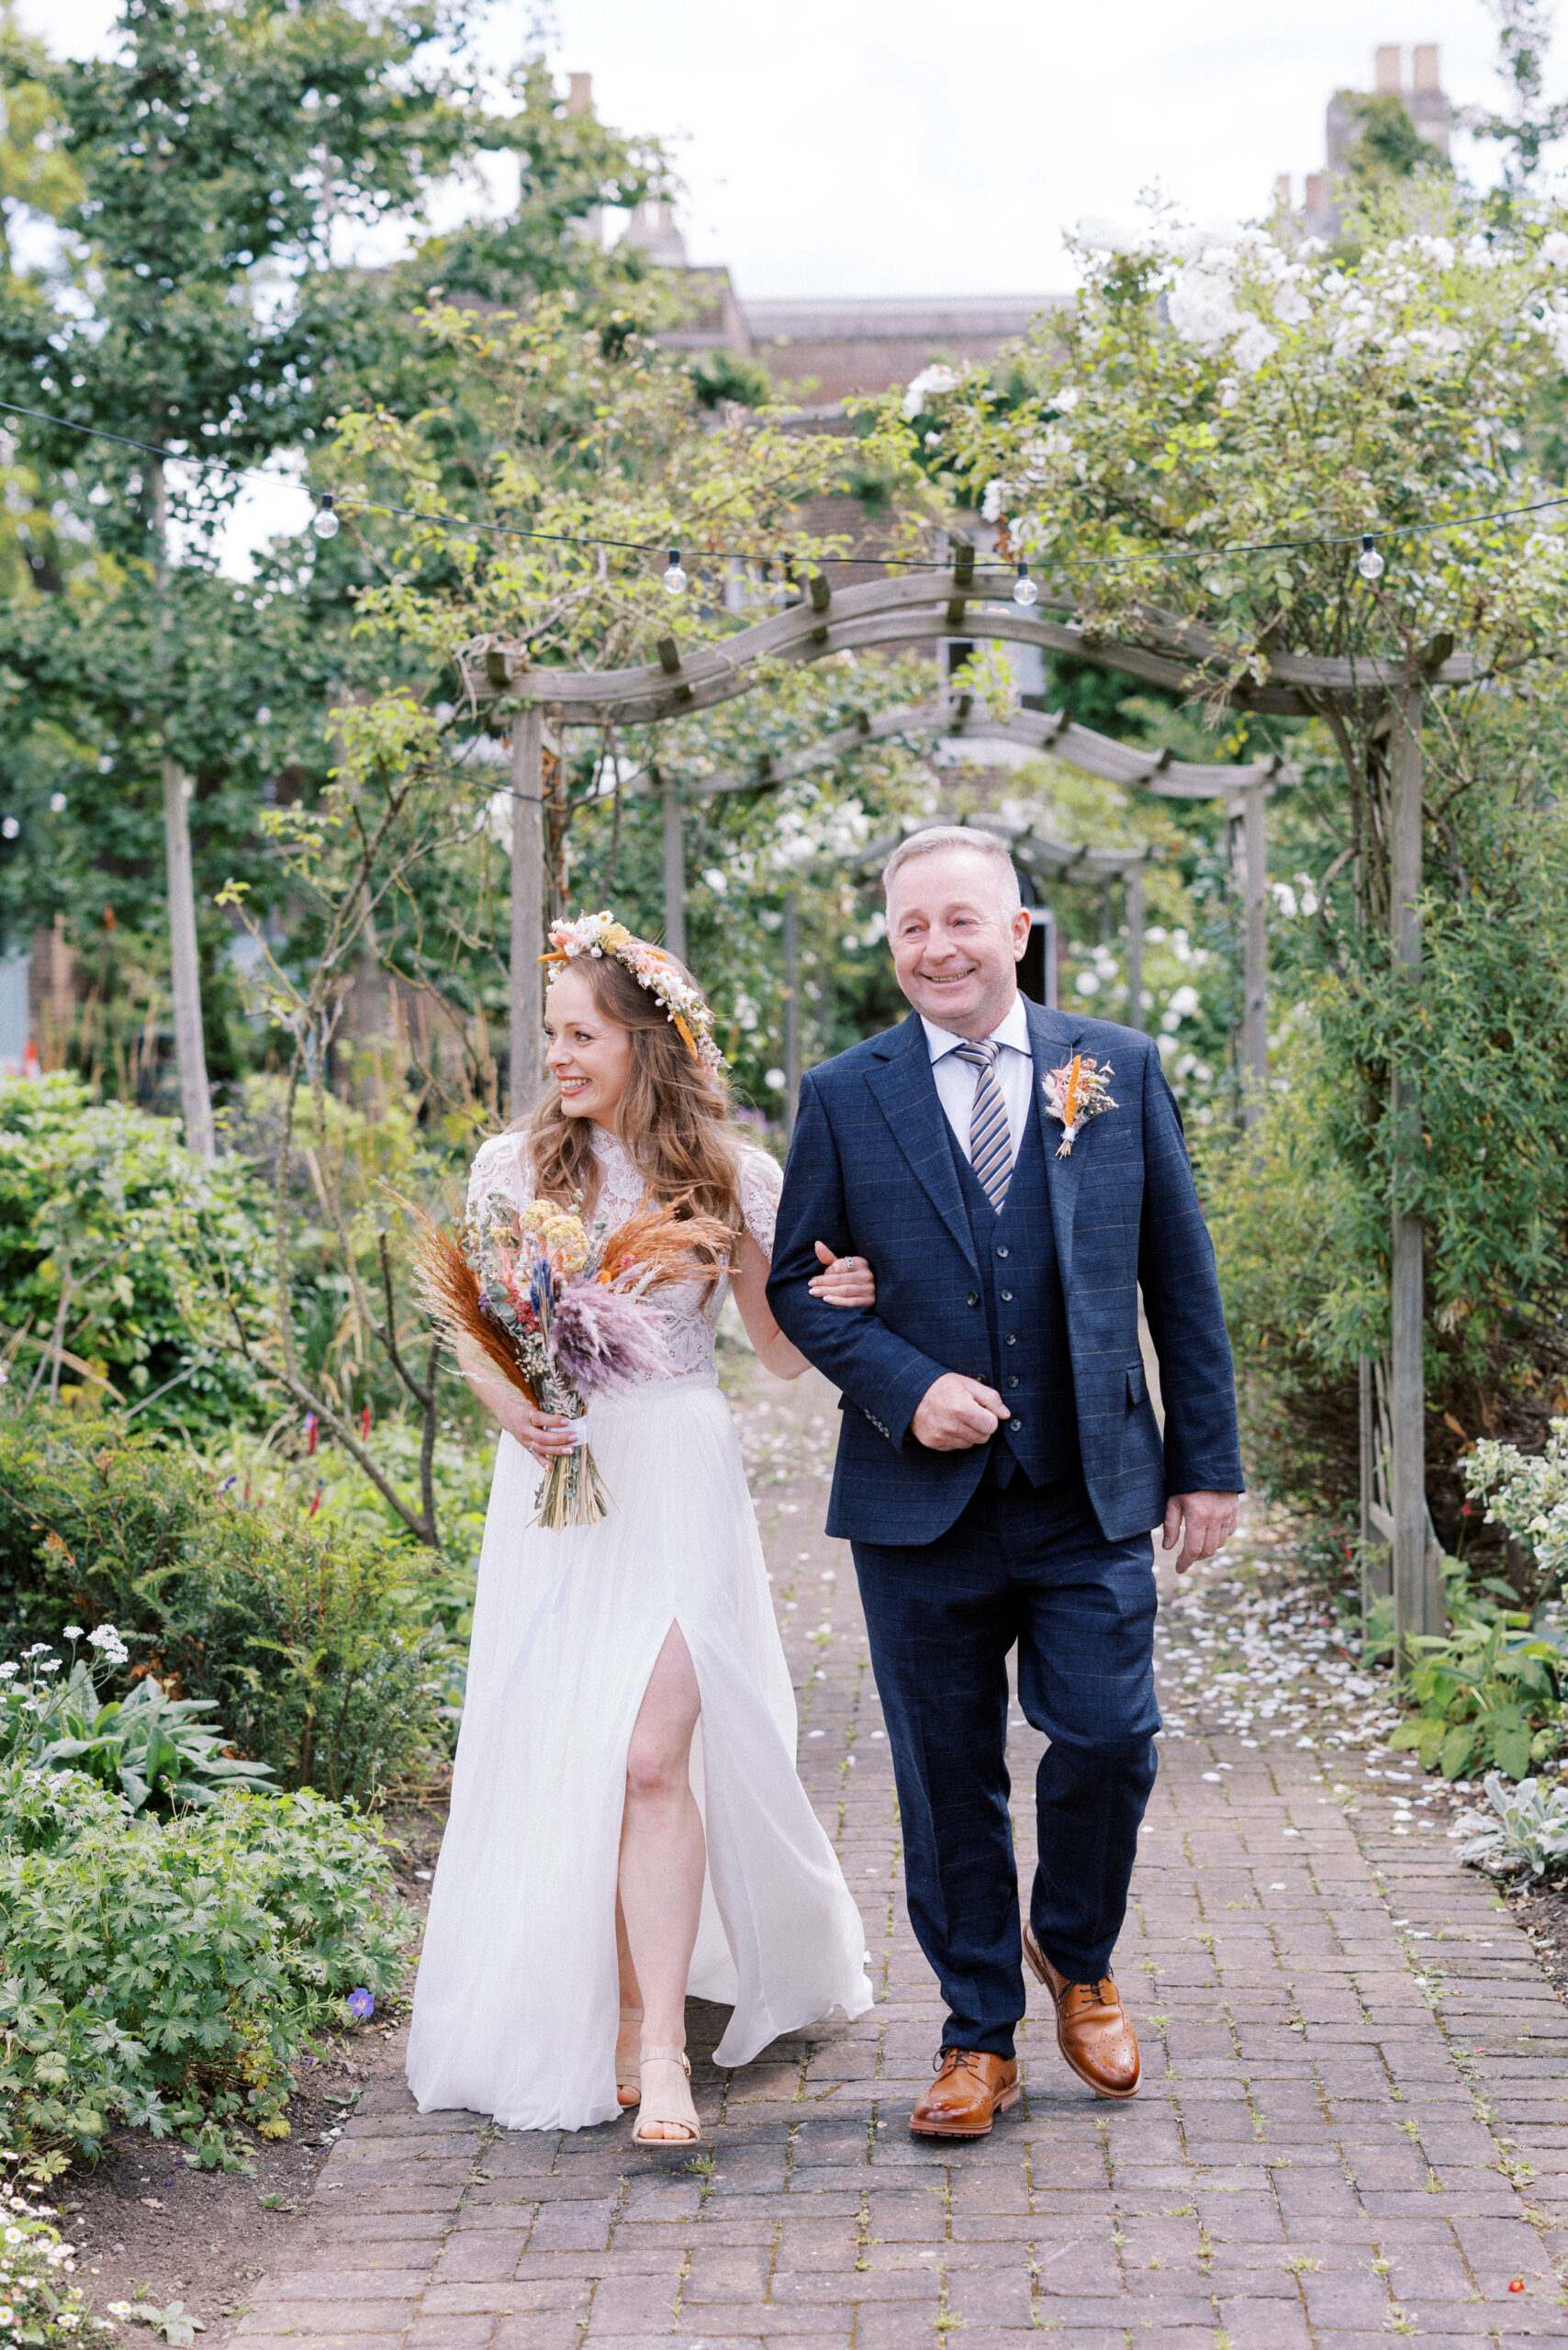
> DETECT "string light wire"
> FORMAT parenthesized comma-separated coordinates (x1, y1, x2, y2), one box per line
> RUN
(3, 392, 1567, 580)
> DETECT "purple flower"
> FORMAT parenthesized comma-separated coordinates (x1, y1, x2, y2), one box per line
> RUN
(346, 1988, 375, 2020)
(547, 1285, 671, 1396)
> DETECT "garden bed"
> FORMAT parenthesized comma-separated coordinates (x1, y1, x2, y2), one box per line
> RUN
(35, 1794, 445, 2346)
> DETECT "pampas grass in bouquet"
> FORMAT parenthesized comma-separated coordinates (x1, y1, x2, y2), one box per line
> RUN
(414, 1191, 732, 1529)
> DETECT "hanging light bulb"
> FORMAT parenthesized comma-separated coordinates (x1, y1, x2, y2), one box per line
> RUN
(1013, 560, 1039, 608)
(312, 495, 340, 541)
(1357, 533, 1384, 582)
(662, 548, 688, 596)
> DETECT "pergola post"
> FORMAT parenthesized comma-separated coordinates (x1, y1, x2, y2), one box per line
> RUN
(660, 772, 687, 962)
(1240, 782, 1269, 1127)
(782, 888, 801, 1138)
(1125, 862, 1146, 1033)
(509, 703, 544, 1118)
(1390, 687, 1439, 1646)
(151, 454, 214, 1163)
(162, 757, 215, 1161)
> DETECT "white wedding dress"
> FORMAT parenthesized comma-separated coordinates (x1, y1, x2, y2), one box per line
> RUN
(406, 1125, 872, 2133)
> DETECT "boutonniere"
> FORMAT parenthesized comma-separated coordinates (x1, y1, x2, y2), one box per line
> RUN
(1042, 1055, 1117, 1159)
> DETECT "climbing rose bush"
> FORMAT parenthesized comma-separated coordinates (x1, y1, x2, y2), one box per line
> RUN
(911, 195, 1568, 674)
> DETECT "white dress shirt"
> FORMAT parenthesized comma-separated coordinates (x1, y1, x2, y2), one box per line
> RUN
(921, 994, 1034, 1166)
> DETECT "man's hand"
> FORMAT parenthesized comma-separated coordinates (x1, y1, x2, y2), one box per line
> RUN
(1161, 1491, 1240, 1574)
(912, 1372, 1007, 1451)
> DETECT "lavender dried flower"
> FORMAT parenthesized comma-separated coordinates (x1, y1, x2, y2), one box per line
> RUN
(548, 1283, 672, 1395)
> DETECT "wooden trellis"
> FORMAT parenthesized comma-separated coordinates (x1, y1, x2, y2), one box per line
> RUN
(543, 690, 1294, 1122)
(464, 555, 1473, 1646)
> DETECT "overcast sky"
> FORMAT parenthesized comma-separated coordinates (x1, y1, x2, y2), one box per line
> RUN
(16, 0, 1551, 569)
(14, 0, 1551, 300)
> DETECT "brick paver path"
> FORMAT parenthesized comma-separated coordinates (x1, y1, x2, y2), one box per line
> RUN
(241, 1371, 1568, 2349)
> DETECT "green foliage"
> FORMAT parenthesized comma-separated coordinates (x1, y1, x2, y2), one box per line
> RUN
(335, 287, 913, 678)
(0, 1078, 273, 1434)
(1338, 92, 1452, 199)
(685, 348, 772, 409)
(1197, 1066, 1364, 1516)
(0, 1412, 454, 1803)
(1200, 749, 1568, 1532)
(1390, 1567, 1568, 1780)
(117, 2300, 203, 2347)
(1, 1642, 274, 1814)
(0, 1770, 408, 2168)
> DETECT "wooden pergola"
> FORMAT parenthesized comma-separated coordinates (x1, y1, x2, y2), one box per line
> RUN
(463, 554, 1473, 1646)
(566, 688, 1295, 1089)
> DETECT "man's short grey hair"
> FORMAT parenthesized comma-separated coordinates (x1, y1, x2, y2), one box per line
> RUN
(882, 825, 1022, 907)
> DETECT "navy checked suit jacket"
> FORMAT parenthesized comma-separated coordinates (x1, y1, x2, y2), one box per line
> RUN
(766, 1000, 1245, 1548)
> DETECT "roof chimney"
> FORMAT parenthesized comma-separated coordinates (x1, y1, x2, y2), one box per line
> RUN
(567, 72, 593, 116)
(1412, 43, 1439, 93)
(1273, 173, 1293, 210)
(622, 198, 687, 269)
(1374, 43, 1403, 93)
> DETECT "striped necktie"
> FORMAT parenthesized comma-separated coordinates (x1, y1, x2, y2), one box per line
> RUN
(952, 1037, 1014, 1212)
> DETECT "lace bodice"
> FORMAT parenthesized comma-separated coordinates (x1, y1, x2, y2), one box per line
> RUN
(465, 1124, 782, 1386)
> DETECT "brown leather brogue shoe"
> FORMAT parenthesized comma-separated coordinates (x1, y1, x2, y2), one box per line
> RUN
(1024, 1923, 1140, 2099)
(909, 2047, 1021, 2139)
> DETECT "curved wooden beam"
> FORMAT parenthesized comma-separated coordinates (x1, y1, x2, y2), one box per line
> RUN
(855, 809, 1150, 883)
(465, 566, 1473, 727)
(613, 698, 1296, 808)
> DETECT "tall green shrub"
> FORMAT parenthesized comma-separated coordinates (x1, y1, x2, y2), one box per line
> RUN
(0, 1077, 272, 1435)
(0, 1413, 451, 1801)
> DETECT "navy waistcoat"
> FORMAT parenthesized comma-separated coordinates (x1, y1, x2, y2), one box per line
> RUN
(946, 1080, 1080, 1489)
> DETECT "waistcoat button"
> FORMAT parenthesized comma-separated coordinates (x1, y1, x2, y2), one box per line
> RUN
(1009, 1418, 1023, 1433)
(1000, 1288, 1013, 1302)
(996, 1244, 1010, 1259)
(1006, 1374, 1019, 1389)
(966, 1291, 980, 1307)
(1004, 1332, 1017, 1347)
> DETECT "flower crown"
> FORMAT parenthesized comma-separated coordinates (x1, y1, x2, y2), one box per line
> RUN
(541, 911, 726, 1074)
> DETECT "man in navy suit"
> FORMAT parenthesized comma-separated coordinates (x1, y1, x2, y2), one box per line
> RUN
(768, 828, 1243, 2140)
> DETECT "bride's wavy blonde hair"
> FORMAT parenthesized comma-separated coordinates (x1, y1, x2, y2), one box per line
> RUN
(522, 944, 745, 1237)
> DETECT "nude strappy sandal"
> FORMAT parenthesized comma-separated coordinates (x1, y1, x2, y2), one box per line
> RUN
(631, 2047, 703, 2147)
(616, 2005, 643, 2109)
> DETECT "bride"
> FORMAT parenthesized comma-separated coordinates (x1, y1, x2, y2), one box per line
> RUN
(406, 912, 875, 2145)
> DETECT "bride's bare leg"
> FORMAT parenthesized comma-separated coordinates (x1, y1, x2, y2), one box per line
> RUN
(614, 1897, 642, 2102)
(619, 1623, 703, 2140)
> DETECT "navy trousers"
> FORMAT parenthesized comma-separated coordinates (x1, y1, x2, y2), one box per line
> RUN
(852, 1467, 1159, 2060)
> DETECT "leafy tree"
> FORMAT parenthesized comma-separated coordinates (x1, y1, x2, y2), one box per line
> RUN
(1463, 0, 1568, 197)
(0, 3, 663, 1134)
(1338, 92, 1452, 200)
